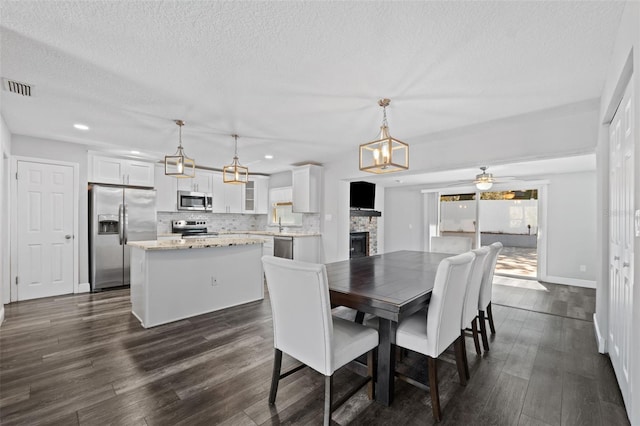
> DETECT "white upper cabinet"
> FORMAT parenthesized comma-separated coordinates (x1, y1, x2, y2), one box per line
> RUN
(292, 164, 322, 213)
(177, 169, 214, 193)
(89, 154, 155, 187)
(154, 164, 177, 211)
(211, 172, 242, 213)
(269, 186, 293, 204)
(243, 176, 269, 214)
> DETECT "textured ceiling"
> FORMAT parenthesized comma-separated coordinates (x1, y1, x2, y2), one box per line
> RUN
(0, 1, 624, 176)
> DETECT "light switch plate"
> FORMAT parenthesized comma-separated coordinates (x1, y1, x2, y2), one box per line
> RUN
(636, 209, 640, 237)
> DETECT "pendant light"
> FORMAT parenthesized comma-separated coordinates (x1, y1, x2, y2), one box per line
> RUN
(359, 98, 409, 174)
(223, 134, 248, 184)
(165, 120, 195, 178)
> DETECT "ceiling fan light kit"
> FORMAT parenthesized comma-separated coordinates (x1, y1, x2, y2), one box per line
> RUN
(165, 119, 196, 178)
(474, 166, 494, 190)
(359, 98, 409, 174)
(223, 134, 249, 184)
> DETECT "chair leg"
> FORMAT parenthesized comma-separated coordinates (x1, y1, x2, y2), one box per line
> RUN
(427, 356, 441, 422)
(479, 310, 490, 351)
(324, 375, 333, 426)
(487, 302, 496, 334)
(471, 317, 482, 356)
(367, 350, 375, 400)
(355, 311, 365, 324)
(269, 349, 283, 405)
(459, 331, 470, 381)
(454, 335, 468, 385)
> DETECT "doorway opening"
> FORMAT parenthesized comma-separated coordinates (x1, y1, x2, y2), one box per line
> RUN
(439, 189, 538, 278)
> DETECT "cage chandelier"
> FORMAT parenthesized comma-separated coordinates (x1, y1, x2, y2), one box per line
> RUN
(223, 134, 248, 184)
(164, 120, 195, 178)
(359, 98, 409, 174)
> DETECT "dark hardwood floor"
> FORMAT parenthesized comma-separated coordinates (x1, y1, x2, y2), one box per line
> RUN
(0, 278, 629, 425)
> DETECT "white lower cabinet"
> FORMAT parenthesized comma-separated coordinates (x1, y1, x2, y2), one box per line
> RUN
(293, 236, 319, 263)
(262, 236, 274, 257)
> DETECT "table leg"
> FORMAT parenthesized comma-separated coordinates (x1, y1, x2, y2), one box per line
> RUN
(376, 318, 395, 406)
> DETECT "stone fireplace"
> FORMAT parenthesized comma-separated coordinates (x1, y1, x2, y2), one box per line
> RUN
(350, 209, 381, 257)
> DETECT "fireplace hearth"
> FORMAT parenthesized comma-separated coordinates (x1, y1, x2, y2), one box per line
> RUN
(350, 232, 369, 258)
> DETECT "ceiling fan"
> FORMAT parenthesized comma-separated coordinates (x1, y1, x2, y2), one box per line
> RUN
(474, 166, 497, 190)
(444, 166, 517, 190)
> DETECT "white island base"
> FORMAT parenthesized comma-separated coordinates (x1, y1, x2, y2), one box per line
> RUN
(129, 242, 264, 328)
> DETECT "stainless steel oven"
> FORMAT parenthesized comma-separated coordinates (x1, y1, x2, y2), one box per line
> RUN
(177, 191, 212, 211)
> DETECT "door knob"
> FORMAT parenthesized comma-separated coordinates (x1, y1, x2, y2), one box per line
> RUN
(614, 256, 620, 260)
(623, 262, 630, 268)
(65, 234, 72, 240)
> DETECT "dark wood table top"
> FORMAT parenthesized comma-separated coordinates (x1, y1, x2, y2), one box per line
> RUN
(326, 250, 451, 322)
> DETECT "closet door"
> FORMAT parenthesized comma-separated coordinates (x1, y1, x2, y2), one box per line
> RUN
(608, 78, 634, 409)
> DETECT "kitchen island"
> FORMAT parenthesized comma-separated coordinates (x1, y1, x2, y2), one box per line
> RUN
(127, 236, 266, 328)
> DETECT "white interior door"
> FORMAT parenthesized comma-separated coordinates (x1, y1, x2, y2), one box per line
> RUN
(608, 78, 634, 409)
(16, 160, 75, 300)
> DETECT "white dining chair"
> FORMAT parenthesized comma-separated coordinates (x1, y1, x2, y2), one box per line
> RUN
(460, 246, 491, 378)
(430, 236, 472, 254)
(261, 256, 379, 426)
(394, 251, 475, 421)
(478, 242, 503, 351)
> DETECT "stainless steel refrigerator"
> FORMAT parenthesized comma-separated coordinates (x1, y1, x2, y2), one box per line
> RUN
(89, 184, 157, 291)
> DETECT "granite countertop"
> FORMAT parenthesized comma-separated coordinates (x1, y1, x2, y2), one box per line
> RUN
(219, 230, 321, 237)
(128, 236, 268, 251)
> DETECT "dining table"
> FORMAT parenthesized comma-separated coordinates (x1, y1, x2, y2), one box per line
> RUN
(325, 250, 451, 406)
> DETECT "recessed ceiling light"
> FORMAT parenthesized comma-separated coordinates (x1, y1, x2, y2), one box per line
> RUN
(73, 123, 89, 130)
(264, 154, 274, 159)
(131, 150, 140, 154)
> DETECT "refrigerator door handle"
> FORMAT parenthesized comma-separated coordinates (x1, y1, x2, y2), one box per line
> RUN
(118, 204, 124, 245)
(123, 204, 128, 245)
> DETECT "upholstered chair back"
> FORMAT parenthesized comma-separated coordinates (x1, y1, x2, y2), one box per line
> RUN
(462, 247, 491, 328)
(478, 242, 503, 310)
(262, 256, 334, 376)
(425, 251, 475, 356)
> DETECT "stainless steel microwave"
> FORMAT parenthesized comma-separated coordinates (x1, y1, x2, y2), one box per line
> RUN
(177, 191, 212, 211)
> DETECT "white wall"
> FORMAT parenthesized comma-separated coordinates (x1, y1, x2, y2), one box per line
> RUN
(595, 2, 640, 424)
(545, 171, 596, 283)
(383, 187, 423, 253)
(0, 113, 12, 322)
(10, 135, 90, 287)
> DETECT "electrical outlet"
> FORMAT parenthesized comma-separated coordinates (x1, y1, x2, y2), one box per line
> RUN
(211, 276, 218, 286)
(579, 265, 586, 272)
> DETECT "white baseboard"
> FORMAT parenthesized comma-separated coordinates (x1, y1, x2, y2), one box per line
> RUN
(593, 313, 607, 353)
(78, 282, 91, 293)
(541, 275, 596, 289)
(0, 305, 4, 326)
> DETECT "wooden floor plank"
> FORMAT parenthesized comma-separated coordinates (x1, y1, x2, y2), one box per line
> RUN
(0, 278, 630, 425)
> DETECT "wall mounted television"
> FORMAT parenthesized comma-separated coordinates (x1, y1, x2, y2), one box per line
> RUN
(350, 181, 376, 210)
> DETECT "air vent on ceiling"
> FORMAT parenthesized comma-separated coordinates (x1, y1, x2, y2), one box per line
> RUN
(2, 78, 33, 97)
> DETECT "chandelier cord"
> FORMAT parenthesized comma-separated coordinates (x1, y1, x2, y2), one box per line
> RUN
(233, 134, 239, 159)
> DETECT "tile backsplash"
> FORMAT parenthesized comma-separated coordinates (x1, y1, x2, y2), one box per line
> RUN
(158, 212, 320, 234)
